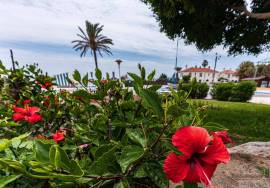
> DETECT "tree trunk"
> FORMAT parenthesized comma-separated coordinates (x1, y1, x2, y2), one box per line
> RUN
(93, 50, 98, 69)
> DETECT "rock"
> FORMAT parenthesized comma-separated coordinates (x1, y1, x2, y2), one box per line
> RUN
(229, 142, 270, 158)
(213, 142, 270, 188)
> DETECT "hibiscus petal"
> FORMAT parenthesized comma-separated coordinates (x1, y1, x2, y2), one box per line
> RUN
(172, 126, 211, 156)
(27, 114, 42, 124)
(12, 113, 25, 121)
(200, 136, 230, 165)
(163, 153, 190, 183)
(184, 159, 216, 185)
(13, 107, 27, 114)
(28, 107, 40, 115)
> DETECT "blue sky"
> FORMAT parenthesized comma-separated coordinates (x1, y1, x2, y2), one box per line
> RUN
(0, 0, 268, 77)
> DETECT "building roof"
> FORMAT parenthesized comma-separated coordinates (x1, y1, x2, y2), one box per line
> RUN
(242, 76, 269, 81)
(181, 67, 219, 73)
(220, 70, 237, 75)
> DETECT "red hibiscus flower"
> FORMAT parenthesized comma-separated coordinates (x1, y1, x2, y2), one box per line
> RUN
(36, 81, 52, 89)
(52, 130, 65, 143)
(211, 131, 232, 144)
(163, 126, 230, 186)
(42, 82, 52, 89)
(23, 99, 32, 105)
(13, 106, 42, 124)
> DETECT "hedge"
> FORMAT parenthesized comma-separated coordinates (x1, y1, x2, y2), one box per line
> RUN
(211, 81, 256, 102)
(178, 78, 209, 99)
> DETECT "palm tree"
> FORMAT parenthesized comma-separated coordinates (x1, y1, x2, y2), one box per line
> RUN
(202, 60, 208, 68)
(72, 21, 113, 69)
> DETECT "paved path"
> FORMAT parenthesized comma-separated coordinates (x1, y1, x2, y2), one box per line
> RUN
(249, 89, 270, 105)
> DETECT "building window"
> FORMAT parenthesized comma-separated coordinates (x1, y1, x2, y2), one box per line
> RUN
(228, 74, 231, 78)
(199, 73, 202, 77)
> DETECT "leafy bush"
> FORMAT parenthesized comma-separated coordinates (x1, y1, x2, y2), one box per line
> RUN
(0, 61, 217, 188)
(211, 81, 256, 102)
(178, 78, 209, 99)
(230, 81, 256, 102)
(211, 83, 234, 101)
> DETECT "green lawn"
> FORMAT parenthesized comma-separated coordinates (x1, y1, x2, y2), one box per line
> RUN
(195, 100, 270, 143)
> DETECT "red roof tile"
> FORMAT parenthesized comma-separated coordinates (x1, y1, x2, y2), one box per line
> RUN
(181, 67, 219, 73)
(221, 70, 237, 74)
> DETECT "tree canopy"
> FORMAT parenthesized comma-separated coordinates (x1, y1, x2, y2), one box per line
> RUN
(142, 0, 270, 55)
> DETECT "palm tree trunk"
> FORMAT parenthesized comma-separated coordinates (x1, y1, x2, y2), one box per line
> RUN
(93, 50, 98, 69)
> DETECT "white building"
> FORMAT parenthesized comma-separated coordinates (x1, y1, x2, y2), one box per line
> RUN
(219, 69, 239, 82)
(179, 66, 239, 83)
(179, 66, 219, 83)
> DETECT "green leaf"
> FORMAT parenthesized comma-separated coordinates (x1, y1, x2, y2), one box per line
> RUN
(34, 140, 53, 163)
(140, 89, 163, 117)
(73, 69, 81, 83)
(73, 90, 91, 101)
(0, 139, 11, 151)
(147, 70, 156, 81)
(116, 145, 144, 173)
(113, 179, 130, 188)
(95, 68, 102, 81)
(69, 160, 84, 176)
(0, 175, 22, 188)
(89, 145, 118, 175)
(128, 73, 143, 87)
(183, 181, 198, 188)
(138, 161, 169, 188)
(0, 159, 26, 173)
(82, 73, 89, 87)
(140, 67, 146, 80)
(126, 129, 147, 148)
(49, 145, 71, 171)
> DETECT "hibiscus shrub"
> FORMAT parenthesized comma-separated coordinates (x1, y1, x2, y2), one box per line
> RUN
(0, 62, 230, 188)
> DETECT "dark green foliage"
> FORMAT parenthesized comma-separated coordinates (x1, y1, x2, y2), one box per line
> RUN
(212, 81, 256, 102)
(230, 81, 257, 102)
(142, 0, 270, 55)
(182, 75, 191, 83)
(178, 78, 209, 99)
(157, 73, 168, 83)
(211, 83, 235, 101)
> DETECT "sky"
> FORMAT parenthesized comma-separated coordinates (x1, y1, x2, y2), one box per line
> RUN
(0, 0, 268, 78)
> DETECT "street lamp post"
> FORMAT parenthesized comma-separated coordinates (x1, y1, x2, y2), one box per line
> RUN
(115, 59, 122, 81)
(212, 53, 221, 84)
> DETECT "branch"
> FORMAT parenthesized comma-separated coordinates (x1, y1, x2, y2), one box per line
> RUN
(232, 2, 270, 20)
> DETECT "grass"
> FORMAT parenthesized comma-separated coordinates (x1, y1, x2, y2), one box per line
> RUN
(194, 100, 270, 143)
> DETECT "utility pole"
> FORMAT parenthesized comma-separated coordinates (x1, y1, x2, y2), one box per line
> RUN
(174, 38, 181, 84)
(212, 53, 221, 84)
(10, 49, 16, 71)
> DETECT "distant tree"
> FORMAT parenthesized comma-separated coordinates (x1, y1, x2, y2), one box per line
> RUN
(142, 0, 270, 55)
(182, 75, 191, 83)
(202, 60, 209, 68)
(72, 21, 113, 70)
(262, 64, 270, 77)
(157, 73, 168, 82)
(256, 64, 267, 76)
(237, 61, 255, 79)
